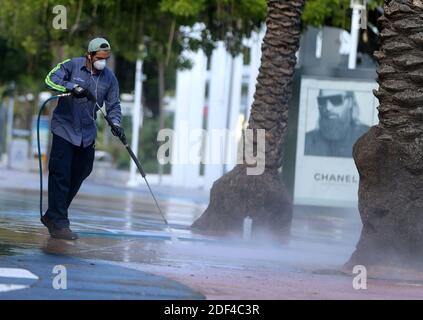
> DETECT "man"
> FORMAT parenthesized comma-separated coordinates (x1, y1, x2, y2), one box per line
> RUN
(43, 37, 125, 240)
(304, 89, 370, 158)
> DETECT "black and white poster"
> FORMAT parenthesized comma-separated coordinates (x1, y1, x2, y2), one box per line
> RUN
(294, 77, 378, 207)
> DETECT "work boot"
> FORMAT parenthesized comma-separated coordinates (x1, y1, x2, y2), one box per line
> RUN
(40, 214, 55, 230)
(49, 227, 78, 240)
(41, 215, 78, 240)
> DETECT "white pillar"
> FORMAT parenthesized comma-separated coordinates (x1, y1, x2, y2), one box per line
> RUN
(224, 54, 243, 173)
(348, 7, 361, 69)
(204, 42, 232, 189)
(171, 50, 207, 188)
(128, 58, 144, 186)
(6, 95, 14, 151)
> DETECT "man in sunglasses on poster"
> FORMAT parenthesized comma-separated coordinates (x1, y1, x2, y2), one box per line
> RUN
(304, 89, 370, 158)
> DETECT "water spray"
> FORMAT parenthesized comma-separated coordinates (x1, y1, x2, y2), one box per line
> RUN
(97, 104, 177, 241)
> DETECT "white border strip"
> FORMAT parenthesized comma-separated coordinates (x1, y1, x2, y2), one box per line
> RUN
(0, 268, 39, 279)
(0, 284, 30, 293)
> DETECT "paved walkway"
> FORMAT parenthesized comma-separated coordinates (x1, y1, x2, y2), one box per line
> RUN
(0, 165, 209, 206)
(0, 166, 209, 299)
(2, 166, 423, 299)
(0, 251, 204, 299)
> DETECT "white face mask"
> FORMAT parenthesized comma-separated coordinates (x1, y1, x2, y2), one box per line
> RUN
(93, 59, 106, 70)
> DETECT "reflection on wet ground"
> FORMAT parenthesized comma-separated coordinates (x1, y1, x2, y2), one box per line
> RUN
(0, 188, 212, 299)
(11, 186, 423, 299)
(0, 243, 21, 256)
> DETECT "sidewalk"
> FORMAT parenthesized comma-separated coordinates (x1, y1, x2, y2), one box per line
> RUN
(0, 164, 210, 206)
(2, 166, 423, 299)
(0, 251, 204, 299)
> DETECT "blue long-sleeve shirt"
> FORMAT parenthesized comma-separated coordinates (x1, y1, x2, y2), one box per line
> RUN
(45, 57, 121, 147)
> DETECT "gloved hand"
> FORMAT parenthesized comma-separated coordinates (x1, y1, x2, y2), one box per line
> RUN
(72, 85, 95, 101)
(111, 124, 125, 140)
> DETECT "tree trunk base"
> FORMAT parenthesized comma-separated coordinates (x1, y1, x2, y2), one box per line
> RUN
(347, 126, 423, 269)
(192, 165, 292, 240)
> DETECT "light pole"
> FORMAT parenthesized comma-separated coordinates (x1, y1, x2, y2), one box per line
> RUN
(349, 0, 367, 69)
(128, 44, 147, 187)
(6, 82, 15, 157)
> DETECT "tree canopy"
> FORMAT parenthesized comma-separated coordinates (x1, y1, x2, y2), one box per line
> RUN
(0, 0, 267, 91)
(0, 0, 385, 92)
(303, 0, 383, 29)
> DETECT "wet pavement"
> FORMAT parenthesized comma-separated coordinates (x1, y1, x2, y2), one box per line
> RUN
(0, 252, 204, 299)
(0, 167, 211, 299)
(2, 167, 423, 299)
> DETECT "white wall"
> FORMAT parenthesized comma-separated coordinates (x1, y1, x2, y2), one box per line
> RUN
(170, 29, 265, 190)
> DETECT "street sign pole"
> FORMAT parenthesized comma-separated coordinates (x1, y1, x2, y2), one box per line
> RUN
(128, 57, 145, 186)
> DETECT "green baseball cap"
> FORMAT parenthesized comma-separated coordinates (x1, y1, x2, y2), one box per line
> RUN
(88, 37, 111, 53)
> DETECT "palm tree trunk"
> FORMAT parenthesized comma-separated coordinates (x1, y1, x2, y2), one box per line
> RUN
(192, 0, 305, 237)
(347, 0, 423, 267)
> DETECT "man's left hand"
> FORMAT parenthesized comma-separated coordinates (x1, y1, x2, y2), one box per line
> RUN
(111, 124, 125, 140)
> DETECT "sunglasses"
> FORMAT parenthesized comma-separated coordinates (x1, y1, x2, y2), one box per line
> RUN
(317, 94, 345, 108)
(93, 56, 110, 61)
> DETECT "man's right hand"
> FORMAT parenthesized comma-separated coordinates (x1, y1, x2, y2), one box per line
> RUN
(71, 85, 95, 101)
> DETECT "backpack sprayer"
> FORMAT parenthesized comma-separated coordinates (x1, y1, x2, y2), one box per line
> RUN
(37, 93, 173, 237)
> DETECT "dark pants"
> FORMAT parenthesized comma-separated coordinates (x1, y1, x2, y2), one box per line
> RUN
(45, 134, 95, 228)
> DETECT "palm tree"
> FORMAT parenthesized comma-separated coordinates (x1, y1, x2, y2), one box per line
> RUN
(192, 0, 305, 237)
(347, 0, 423, 267)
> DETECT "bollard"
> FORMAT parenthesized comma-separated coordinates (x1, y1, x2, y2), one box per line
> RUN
(243, 216, 252, 241)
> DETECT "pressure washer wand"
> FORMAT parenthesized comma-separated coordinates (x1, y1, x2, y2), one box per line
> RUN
(97, 107, 169, 226)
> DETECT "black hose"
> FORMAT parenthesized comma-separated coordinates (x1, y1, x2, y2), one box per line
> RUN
(37, 93, 71, 218)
